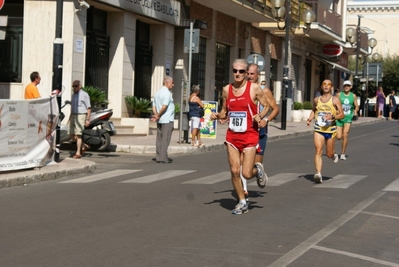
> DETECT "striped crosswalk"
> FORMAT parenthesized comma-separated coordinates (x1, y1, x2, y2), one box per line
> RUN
(121, 170, 196, 183)
(59, 169, 141, 183)
(383, 178, 399, 191)
(57, 170, 399, 191)
(315, 174, 367, 189)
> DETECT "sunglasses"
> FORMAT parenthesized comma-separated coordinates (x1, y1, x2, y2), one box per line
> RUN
(233, 69, 246, 74)
(72, 85, 79, 88)
(322, 82, 332, 86)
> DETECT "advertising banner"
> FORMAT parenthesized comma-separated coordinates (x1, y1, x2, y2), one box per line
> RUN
(0, 97, 59, 171)
(200, 101, 218, 139)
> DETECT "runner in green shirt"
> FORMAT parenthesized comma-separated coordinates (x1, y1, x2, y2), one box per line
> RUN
(335, 80, 359, 161)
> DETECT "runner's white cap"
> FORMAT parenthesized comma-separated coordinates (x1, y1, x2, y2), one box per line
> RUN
(343, 80, 352, 86)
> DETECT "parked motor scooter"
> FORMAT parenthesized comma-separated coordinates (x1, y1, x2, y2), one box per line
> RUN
(59, 100, 116, 152)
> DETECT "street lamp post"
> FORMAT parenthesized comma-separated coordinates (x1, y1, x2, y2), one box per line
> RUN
(360, 46, 377, 116)
(371, 53, 381, 88)
(271, 0, 315, 130)
(361, 52, 380, 117)
(53, 0, 64, 162)
(347, 20, 378, 117)
(354, 16, 363, 98)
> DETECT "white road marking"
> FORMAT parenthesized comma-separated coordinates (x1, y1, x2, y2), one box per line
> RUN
(248, 173, 303, 187)
(120, 170, 196, 183)
(382, 178, 399, 191)
(361, 211, 399, 220)
(181, 171, 231, 184)
(60, 169, 141, 183)
(313, 245, 399, 267)
(315, 174, 367, 189)
(268, 191, 386, 267)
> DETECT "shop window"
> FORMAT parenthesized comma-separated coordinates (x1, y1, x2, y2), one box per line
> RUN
(191, 37, 206, 89)
(215, 43, 230, 108)
(0, 3, 23, 83)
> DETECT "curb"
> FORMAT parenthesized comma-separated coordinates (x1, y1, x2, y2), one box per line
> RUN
(0, 158, 96, 189)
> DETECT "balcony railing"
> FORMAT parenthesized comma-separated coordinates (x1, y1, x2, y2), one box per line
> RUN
(311, 2, 342, 36)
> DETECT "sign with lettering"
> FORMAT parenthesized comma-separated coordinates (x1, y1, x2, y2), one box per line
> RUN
(200, 101, 218, 139)
(98, 0, 180, 25)
(321, 43, 343, 57)
(0, 97, 59, 171)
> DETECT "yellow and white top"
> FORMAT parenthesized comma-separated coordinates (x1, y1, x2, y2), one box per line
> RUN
(314, 96, 337, 133)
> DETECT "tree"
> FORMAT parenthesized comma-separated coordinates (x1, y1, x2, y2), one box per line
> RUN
(380, 55, 399, 94)
(348, 54, 399, 97)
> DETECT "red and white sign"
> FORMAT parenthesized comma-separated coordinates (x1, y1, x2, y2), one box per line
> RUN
(0, 0, 4, 10)
(321, 43, 343, 57)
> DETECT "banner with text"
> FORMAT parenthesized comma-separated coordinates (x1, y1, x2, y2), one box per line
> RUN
(0, 97, 59, 171)
(200, 101, 218, 139)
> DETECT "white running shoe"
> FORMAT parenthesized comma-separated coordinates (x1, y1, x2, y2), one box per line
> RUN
(333, 153, 339, 163)
(340, 154, 346, 160)
(231, 202, 249, 215)
(314, 173, 323, 183)
(255, 162, 268, 188)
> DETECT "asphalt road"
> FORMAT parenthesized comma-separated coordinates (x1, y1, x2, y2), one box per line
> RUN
(1, 122, 398, 267)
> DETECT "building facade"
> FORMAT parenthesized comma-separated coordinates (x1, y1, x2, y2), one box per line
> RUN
(0, 0, 364, 124)
(347, 0, 399, 57)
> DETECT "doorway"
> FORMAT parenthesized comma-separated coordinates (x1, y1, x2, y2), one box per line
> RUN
(85, 8, 110, 96)
(134, 20, 153, 100)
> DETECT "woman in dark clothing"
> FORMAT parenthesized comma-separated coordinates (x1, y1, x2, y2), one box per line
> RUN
(188, 85, 204, 147)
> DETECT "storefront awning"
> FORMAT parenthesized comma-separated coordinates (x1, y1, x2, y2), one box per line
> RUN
(312, 56, 353, 74)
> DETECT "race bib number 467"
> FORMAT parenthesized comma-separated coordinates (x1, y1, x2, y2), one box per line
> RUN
(228, 111, 247, 132)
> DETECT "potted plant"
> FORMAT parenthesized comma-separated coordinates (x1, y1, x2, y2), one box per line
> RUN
(125, 96, 152, 118)
(174, 103, 181, 119)
(292, 102, 303, 122)
(302, 101, 313, 121)
(82, 86, 109, 110)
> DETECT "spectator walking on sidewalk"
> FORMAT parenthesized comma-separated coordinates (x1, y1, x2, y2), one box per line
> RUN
(376, 87, 386, 119)
(69, 80, 91, 159)
(306, 79, 344, 183)
(188, 84, 205, 147)
(335, 80, 359, 161)
(210, 59, 269, 215)
(151, 76, 175, 164)
(389, 90, 397, 120)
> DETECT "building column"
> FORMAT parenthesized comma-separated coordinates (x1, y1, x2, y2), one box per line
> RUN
(151, 24, 175, 98)
(108, 12, 136, 119)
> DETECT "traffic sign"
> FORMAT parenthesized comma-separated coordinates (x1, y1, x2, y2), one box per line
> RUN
(184, 28, 199, 53)
(247, 54, 265, 71)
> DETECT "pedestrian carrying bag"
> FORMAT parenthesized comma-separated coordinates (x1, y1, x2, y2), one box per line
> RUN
(199, 108, 204, 118)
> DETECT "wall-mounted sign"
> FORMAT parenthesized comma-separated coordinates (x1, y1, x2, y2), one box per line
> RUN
(0, 0, 4, 10)
(75, 39, 84, 53)
(99, 0, 180, 26)
(322, 43, 343, 57)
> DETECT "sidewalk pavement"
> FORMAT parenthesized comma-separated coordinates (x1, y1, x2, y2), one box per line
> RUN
(0, 117, 382, 189)
(111, 116, 381, 155)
